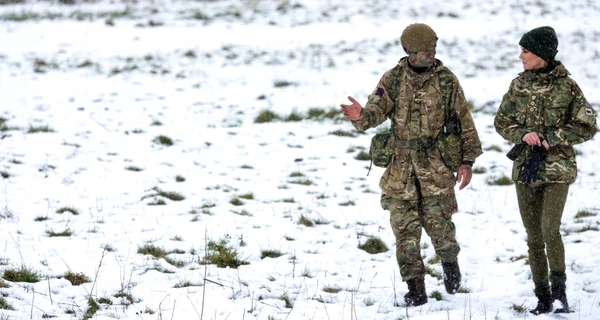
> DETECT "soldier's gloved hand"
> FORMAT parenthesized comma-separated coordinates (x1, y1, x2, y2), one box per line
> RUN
(517, 145, 547, 183)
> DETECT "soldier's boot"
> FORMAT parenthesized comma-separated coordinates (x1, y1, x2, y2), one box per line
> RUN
(530, 285, 553, 315)
(441, 260, 461, 294)
(404, 277, 427, 307)
(551, 282, 570, 313)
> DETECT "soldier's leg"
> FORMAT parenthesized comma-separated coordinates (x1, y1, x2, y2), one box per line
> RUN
(381, 194, 424, 281)
(420, 192, 460, 262)
(516, 183, 548, 285)
(540, 183, 568, 280)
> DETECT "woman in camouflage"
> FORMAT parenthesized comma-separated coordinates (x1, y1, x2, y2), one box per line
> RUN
(494, 26, 598, 315)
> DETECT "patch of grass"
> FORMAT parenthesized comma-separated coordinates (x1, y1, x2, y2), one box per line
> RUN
(153, 135, 173, 146)
(322, 285, 342, 293)
(274, 80, 294, 88)
(203, 238, 248, 269)
(230, 197, 244, 206)
(472, 166, 487, 174)
(329, 129, 357, 137)
(510, 301, 527, 313)
(46, 228, 73, 237)
(2, 265, 40, 283)
(137, 244, 167, 259)
(0, 279, 8, 288)
(231, 209, 252, 216)
(574, 210, 597, 219)
(27, 125, 54, 133)
(142, 187, 185, 203)
(98, 297, 112, 305)
(298, 214, 314, 227)
(63, 271, 91, 286)
(289, 179, 313, 186)
(354, 151, 371, 161)
(125, 166, 144, 172)
(56, 206, 79, 215)
(339, 200, 355, 206)
(174, 280, 201, 288)
(254, 109, 280, 123)
(430, 290, 443, 301)
(175, 175, 185, 182)
(114, 290, 135, 306)
(260, 249, 285, 259)
(358, 237, 388, 254)
(280, 294, 293, 308)
(0, 296, 14, 311)
(0, 171, 9, 179)
(238, 193, 254, 200)
(284, 110, 304, 122)
(425, 265, 443, 280)
(486, 175, 513, 186)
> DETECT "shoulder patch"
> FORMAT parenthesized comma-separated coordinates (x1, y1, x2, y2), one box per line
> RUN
(585, 102, 594, 116)
(375, 87, 385, 96)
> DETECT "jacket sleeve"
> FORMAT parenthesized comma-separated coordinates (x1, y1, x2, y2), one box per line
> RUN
(351, 70, 395, 132)
(543, 81, 598, 147)
(494, 81, 532, 144)
(451, 75, 483, 162)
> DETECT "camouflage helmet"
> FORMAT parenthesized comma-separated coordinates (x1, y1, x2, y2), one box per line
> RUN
(400, 23, 437, 52)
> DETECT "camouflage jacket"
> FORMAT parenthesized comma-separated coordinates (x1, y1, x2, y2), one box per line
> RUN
(494, 61, 598, 185)
(352, 57, 483, 200)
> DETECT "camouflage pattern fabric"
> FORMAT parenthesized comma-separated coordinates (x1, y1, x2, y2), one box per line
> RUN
(494, 61, 599, 186)
(351, 57, 483, 200)
(381, 190, 459, 281)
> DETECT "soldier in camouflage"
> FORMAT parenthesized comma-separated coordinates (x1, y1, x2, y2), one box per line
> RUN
(494, 26, 598, 315)
(341, 23, 483, 307)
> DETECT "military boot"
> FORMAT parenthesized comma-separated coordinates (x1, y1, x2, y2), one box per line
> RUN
(404, 277, 427, 307)
(551, 282, 569, 313)
(441, 260, 461, 294)
(530, 285, 553, 315)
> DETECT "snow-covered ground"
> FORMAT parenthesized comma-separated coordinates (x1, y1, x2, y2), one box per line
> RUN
(1, 1, 599, 319)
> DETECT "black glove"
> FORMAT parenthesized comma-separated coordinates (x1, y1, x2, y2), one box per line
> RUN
(517, 145, 547, 183)
(506, 142, 527, 161)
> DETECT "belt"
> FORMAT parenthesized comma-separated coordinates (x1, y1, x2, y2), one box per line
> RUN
(394, 138, 435, 167)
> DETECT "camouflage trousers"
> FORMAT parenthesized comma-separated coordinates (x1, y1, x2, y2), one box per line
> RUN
(381, 189, 460, 281)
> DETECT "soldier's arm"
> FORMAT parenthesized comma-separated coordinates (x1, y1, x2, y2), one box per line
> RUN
(451, 78, 482, 163)
(494, 82, 532, 144)
(543, 81, 598, 147)
(351, 70, 395, 132)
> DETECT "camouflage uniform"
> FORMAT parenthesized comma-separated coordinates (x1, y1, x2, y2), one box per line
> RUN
(494, 61, 598, 185)
(494, 61, 598, 293)
(351, 57, 483, 281)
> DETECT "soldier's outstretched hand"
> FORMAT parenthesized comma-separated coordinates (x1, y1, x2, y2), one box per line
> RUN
(457, 164, 473, 190)
(341, 96, 363, 120)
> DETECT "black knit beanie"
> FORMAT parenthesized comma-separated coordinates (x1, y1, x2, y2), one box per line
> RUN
(519, 26, 558, 62)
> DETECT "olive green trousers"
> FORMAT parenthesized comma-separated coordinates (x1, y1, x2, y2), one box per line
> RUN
(516, 183, 569, 286)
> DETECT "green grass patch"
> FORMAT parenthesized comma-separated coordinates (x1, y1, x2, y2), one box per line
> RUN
(46, 228, 73, 237)
(56, 206, 79, 215)
(2, 265, 40, 283)
(27, 125, 54, 133)
(63, 271, 91, 286)
(358, 237, 388, 254)
(486, 175, 513, 186)
(153, 135, 174, 146)
(254, 109, 280, 123)
(260, 249, 285, 259)
(138, 244, 168, 259)
(298, 214, 314, 227)
(203, 238, 248, 269)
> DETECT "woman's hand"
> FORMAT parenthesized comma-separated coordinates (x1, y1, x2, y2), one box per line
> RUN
(522, 132, 549, 150)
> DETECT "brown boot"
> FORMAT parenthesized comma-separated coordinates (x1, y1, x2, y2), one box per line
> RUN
(404, 277, 427, 307)
(530, 285, 553, 315)
(441, 260, 461, 294)
(551, 282, 570, 313)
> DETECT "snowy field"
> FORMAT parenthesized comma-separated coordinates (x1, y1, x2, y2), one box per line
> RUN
(1, 0, 600, 319)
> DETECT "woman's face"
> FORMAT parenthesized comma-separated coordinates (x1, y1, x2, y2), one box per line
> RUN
(519, 47, 548, 70)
